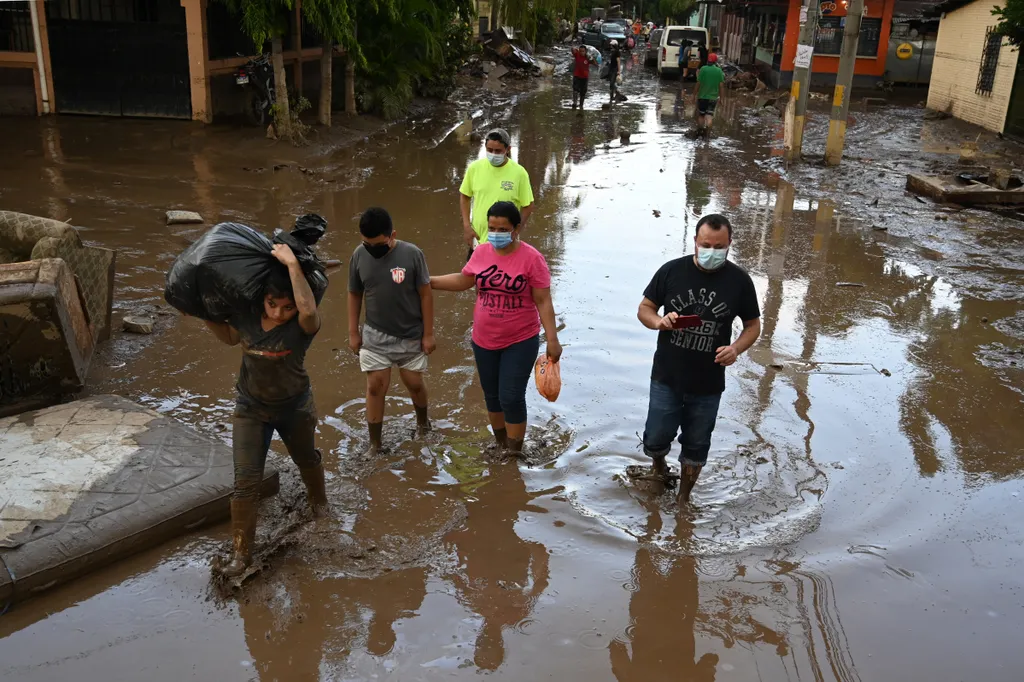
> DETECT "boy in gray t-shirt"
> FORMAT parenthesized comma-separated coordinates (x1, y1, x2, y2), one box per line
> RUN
(348, 207, 434, 457)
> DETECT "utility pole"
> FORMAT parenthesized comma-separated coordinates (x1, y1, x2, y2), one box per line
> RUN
(824, 0, 865, 165)
(784, 0, 819, 162)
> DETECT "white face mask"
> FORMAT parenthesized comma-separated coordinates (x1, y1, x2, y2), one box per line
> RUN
(486, 151, 506, 166)
(696, 246, 729, 270)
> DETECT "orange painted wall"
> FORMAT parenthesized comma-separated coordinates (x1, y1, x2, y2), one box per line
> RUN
(779, 0, 894, 75)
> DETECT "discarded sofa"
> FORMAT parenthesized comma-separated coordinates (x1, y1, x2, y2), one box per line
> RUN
(0, 211, 115, 417)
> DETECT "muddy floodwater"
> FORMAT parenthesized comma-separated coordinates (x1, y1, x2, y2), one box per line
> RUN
(2, 51, 1024, 681)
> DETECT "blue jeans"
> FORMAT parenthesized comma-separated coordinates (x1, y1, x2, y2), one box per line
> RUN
(471, 336, 540, 424)
(642, 381, 722, 467)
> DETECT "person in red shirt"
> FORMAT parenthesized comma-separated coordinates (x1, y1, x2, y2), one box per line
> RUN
(571, 45, 597, 111)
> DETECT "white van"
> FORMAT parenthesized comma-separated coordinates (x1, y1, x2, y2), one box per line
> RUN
(657, 25, 711, 77)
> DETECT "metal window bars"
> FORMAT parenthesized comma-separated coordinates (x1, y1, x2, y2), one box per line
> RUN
(976, 26, 1001, 95)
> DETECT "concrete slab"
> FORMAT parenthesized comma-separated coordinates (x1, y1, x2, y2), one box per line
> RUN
(0, 395, 278, 607)
(906, 173, 1024, 205)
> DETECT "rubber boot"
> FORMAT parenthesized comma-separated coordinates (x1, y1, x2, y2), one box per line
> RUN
(571, 94, 578, 110)
(298, 450, 329, 518)
(678, 464, 703, 504)
(493, 427, 508, 450)
(508, 438, 525, 459)
(651, 454, 670, 479)
(415, 405, 431, 437)
(363, 421, 383, 458)
(221, 496, 258, 578)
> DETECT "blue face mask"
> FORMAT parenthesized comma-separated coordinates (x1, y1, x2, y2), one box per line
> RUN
(488, 231, 514, 249)
(696, 246, 729, 270)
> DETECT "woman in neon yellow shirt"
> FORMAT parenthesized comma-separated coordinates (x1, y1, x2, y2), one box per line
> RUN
(459, 128, 535, 257)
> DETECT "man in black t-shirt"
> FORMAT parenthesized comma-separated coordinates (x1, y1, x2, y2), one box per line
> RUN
(637, 214, 761, 502)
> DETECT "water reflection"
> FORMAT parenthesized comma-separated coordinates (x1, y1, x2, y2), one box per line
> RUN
(733, 177, 1022, 481)
(609, 506, 718, 681)
(447, 467, 550, 671)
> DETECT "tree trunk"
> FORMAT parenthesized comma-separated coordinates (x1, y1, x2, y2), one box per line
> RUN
(318, 44, 332, 126)
(344, 54, 356, 114)
(271, 36, 291, 137)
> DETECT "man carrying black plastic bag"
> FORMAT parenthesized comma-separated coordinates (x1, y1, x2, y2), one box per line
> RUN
(165, 216, 330, 578)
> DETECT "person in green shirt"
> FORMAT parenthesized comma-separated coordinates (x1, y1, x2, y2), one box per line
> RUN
(690, 53, 726, 139)
(459, 128, 535, 258)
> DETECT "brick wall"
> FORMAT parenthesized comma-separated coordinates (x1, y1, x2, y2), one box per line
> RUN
(927, 0, 1020, 133)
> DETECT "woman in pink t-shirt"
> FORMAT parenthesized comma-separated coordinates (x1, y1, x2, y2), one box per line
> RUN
(431, 201, 562, 456)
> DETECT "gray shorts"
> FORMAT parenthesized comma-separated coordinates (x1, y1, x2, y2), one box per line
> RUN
(359, 326, 428, 373)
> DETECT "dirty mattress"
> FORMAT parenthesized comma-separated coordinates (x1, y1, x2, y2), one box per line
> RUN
(0, 395, 278, 606)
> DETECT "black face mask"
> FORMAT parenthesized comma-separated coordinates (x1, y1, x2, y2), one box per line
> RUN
(363, 242, 391, 259)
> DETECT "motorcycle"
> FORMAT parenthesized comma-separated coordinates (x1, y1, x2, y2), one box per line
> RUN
(234, 54, 275, 126)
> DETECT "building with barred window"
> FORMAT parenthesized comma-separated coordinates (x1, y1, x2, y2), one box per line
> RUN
(926, 0, 1023, 140)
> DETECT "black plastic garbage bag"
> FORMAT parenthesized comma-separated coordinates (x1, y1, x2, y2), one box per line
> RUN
(164, 219, 329, 322)
(291, 213, 327, 245)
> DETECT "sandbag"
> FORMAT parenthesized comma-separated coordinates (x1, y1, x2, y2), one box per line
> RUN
(164, 218, 328, 323)
(534, 355, 562, 402)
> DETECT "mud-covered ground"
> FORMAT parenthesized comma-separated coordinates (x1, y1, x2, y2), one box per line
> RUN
(1, 48, 1023, 681)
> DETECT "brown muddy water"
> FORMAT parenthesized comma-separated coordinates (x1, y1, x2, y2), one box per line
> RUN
(2, 52, 1024, 681)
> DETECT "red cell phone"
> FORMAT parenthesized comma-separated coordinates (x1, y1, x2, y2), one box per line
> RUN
(672, 315, 703, 329)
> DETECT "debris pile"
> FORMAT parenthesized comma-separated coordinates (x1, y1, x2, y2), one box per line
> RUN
(727, 70, 759, 90)
(481, 28, 541, 76)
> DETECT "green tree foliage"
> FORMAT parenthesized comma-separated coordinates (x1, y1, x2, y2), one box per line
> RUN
(300, 0, 362, 58)
(221, 0, 289, 47)
(659, 0, 697, 23)
(993, 0, 1024, 48)
(355, 0, 474, 119)
(502, 0, 578, 45)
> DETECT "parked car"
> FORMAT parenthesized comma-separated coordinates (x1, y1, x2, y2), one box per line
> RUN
(583, 22, 629, 51)
(645, 28, 664, 66)
(607, 17, 632, 33)
(656, 25, 710, 77)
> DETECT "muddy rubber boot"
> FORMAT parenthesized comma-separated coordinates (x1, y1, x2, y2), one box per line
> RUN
(651, 454, 670, 479)
(508, 438, 525, 459)
(221, 497, 258, 578)
(363, 421, 383, 458)
(493, 427, 508, 450)
(678, 464, 703, 504)
(299, 451, 329, 518)
(415, 405, 431, 437)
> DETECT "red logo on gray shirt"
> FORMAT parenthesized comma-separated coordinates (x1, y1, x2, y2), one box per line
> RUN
(391, 267, 406, 283)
